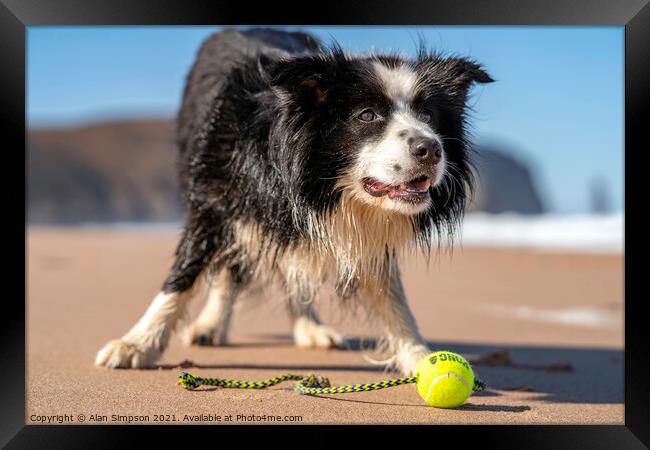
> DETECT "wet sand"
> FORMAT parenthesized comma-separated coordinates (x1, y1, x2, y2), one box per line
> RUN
(26, 227, 623, 424)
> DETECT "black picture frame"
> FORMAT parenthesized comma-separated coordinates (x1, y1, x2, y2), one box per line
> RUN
(4, 0, 649, 447)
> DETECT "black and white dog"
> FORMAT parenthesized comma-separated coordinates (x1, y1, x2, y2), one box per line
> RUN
(95, 29, 492, 375)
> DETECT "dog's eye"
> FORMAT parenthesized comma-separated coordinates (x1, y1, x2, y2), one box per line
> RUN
(418, 110, 433, 123)
(358, 109, 377, 122)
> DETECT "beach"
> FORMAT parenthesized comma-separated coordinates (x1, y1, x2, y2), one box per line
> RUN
(26, 227, 623, 425)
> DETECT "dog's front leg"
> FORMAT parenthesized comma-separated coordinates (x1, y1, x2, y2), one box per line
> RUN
(96, 219, 215, 369)
(95, 289, 197, 368)
(364, 260, 430, 376)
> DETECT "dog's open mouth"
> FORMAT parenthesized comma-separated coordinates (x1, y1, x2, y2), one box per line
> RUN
(362, 175, 432, 202)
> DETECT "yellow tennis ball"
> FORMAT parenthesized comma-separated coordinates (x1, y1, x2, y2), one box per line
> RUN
(415, 351, 475, 408)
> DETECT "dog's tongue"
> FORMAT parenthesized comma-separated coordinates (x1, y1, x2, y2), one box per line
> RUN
(364, 179, 391, 197)
(404, 177, 431, 193)
(367, 179, 389, 192)
(387, 179, 431, 199)
(364, 177, 432, 198)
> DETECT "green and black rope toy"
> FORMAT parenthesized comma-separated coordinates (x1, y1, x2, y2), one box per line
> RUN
(178, 350, 486, 408)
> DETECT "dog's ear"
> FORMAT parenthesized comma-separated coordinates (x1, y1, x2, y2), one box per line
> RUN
(447, 57, 494, 86)
(417, 55, 493, 97)
(268, 57, 331, 107)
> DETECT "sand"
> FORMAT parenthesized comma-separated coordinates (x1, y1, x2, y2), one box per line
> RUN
(26, 227, 624, 424)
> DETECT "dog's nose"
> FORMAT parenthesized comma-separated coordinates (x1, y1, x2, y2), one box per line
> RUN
(409, 138, 442, 163)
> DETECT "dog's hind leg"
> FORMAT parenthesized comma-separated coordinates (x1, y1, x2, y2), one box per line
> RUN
(287, 297, 346, 350)
(95, 221, 217, 369)
(183, 268, 239, 346)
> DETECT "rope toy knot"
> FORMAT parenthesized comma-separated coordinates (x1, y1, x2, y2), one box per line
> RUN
(473, 378, 487, 392)
(298, 374, 331, 389)
(178, 372, 201, 390)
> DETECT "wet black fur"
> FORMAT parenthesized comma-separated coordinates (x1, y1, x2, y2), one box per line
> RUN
(162, 28, 492, 294)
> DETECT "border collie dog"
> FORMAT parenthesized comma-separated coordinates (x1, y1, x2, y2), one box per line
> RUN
(96, 29, 492, 375)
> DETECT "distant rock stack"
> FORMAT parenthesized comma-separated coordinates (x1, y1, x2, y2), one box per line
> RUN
(28, 119, 182, 224)
(589, 177, 610, 214)
(469, 145, 546, 215)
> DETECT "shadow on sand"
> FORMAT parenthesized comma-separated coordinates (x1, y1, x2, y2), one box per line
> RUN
(164, 336, 623, 405)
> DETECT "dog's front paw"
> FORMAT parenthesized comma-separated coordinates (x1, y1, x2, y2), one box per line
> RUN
(293, 318, 346, 350)
(95, 339, 158, 369)
(182, 322, 228, 347)
(395, 343, 430, 376)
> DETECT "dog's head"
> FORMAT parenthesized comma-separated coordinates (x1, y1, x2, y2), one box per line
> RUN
(268, 47, 492, 225)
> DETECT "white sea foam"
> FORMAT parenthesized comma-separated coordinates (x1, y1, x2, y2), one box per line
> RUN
(459, 212, 623, 253)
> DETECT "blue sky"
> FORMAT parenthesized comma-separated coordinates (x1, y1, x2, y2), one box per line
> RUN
(27, 26, 623, 214)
